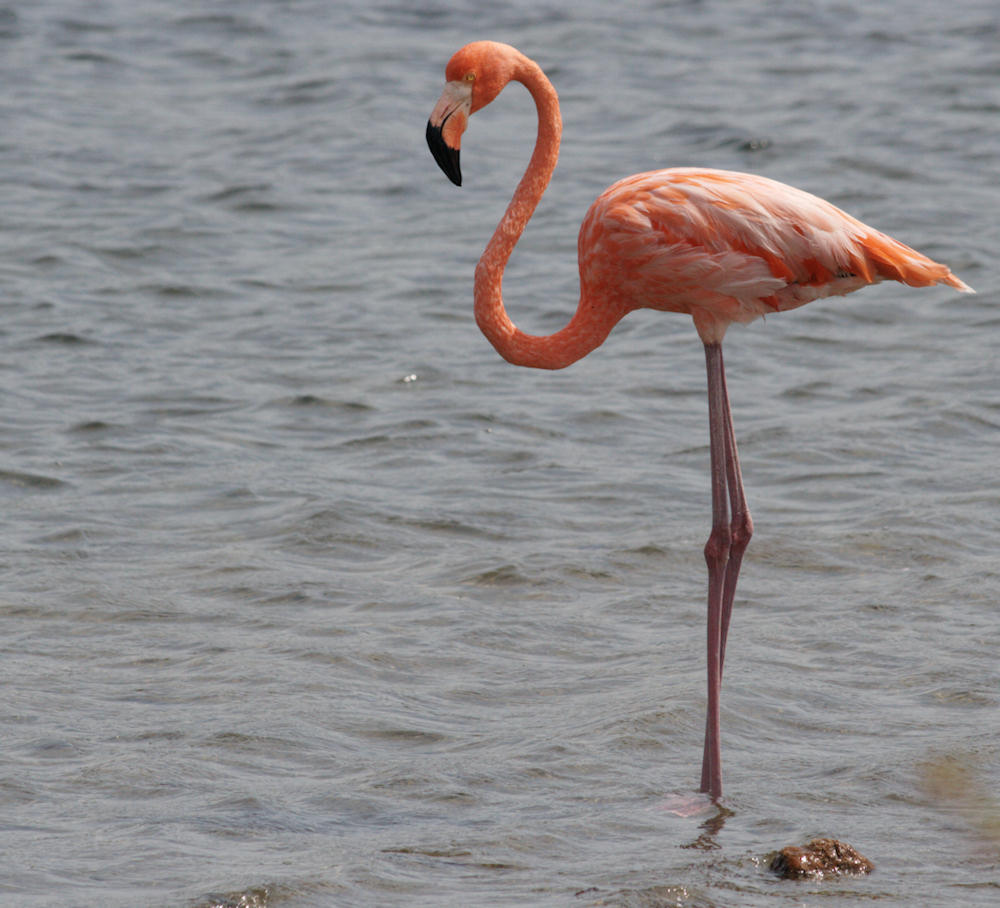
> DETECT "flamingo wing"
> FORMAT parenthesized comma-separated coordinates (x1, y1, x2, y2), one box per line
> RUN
(579, 168, 971, 342)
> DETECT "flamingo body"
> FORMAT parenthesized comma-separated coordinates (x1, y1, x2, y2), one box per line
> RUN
(426, 41, 971, 800)
(580, 167, 970, 344)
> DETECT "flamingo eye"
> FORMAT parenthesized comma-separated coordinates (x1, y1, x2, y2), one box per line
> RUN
(464, 72, 476, 82)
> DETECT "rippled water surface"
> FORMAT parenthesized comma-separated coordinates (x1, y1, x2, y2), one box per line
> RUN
(2, 1, 998, 905)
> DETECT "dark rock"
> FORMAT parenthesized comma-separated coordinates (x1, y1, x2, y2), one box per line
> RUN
(770, 837, 873, 879)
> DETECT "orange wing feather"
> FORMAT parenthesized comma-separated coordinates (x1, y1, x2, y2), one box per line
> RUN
(578, 168, 971, 344)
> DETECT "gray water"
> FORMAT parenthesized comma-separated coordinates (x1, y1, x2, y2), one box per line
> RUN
(2, 1, 998, 905)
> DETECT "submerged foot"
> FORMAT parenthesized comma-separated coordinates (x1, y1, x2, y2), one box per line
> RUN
(657, 790, 717, 817)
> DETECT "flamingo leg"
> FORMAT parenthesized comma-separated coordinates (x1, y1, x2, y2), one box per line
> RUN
(697, 342, 752, 800)
(699, 342, 729, 799)
(718, 359, 753, 676)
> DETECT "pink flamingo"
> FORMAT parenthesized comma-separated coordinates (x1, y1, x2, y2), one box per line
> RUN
(425, 41, 972, 801)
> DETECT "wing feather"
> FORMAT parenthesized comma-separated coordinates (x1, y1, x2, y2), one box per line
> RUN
(578, 168, 968, 340)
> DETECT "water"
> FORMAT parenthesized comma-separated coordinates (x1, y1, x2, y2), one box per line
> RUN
(1, 0, 998, 905)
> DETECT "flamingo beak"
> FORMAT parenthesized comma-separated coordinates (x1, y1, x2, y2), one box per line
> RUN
(426, 120, 461, 186)
(427, 81, 472, 187)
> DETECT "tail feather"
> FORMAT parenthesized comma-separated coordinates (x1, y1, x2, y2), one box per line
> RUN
(863, 231, 974, 293)
(940, 273, 976, 293)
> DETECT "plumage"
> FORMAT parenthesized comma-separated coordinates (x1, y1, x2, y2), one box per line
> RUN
(426, 41, 971, 801)
(581, 167, 971, 344)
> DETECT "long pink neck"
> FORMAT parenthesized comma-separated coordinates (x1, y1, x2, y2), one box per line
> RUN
(473, 58, 622, 370)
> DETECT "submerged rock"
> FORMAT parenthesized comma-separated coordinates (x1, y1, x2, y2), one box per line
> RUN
(770, 837, 873, 879)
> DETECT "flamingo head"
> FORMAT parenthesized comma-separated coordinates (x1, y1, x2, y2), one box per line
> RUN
(426, 42, 522, 186)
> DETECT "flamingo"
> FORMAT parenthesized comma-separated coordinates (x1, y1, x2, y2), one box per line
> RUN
(425, 41, 972, 801)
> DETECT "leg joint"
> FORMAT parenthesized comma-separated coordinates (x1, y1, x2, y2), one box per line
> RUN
(704, 525, 731, 567)
(730, 509, 753, 550)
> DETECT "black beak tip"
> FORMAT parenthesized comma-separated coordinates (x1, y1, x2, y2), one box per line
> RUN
(426, 120, 462, 187)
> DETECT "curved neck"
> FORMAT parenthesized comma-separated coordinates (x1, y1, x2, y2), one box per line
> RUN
(473, 58, 622, 370)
